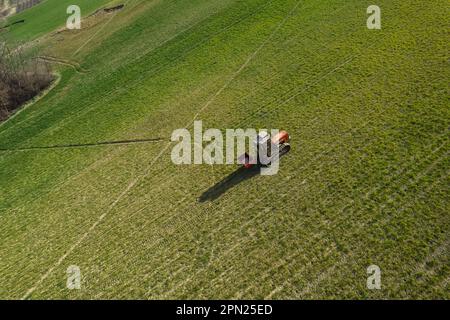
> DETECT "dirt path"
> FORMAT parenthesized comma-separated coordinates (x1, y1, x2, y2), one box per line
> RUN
(37, 55, 89, 74)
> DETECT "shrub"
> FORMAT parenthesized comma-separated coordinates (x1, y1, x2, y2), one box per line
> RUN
(0, 42, 53, 121)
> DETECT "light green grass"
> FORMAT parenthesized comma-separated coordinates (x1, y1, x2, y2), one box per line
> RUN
(0, 0, 448, 299)
(1, 0, 111, 44)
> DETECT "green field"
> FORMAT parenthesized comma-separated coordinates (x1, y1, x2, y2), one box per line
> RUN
(0, 0, 448, 299)
(1, 0, 111, 44)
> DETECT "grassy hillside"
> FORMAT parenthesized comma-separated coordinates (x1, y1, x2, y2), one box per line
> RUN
(0, 0, 448, 299)
(1, 0, 110, 44)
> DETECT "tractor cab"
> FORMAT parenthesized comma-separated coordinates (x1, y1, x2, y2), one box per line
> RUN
(239, 130, 291, 169)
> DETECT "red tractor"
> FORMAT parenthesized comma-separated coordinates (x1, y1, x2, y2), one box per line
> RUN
(239, 130, 291, 169)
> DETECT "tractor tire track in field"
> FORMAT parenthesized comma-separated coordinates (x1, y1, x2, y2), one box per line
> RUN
(72, 0, 132, 57)
(37, 56, 89, 74)
(0, 137, 166, 152)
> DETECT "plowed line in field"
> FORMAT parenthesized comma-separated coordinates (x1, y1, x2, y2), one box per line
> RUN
(72, 0, 132, 56)
(0, 137, 166, 152)
(37, 56, 88, 74)
(21, 0, 303, 299)
(189, 0, 304, 125)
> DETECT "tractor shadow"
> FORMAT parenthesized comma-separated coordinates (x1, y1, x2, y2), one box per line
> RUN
(199, 166, 261, 202)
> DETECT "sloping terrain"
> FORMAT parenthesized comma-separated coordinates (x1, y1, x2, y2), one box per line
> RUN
(1, 0, 110, 44)
(0, 0, 448, 299)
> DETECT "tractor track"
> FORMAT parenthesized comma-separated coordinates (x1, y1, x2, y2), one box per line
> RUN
(0, 137, 166, 152)
(37, 56, 89, 74)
